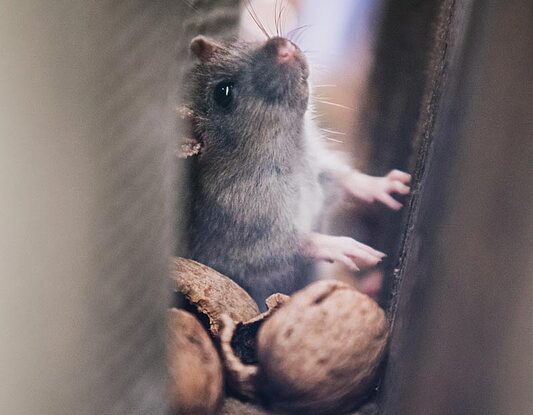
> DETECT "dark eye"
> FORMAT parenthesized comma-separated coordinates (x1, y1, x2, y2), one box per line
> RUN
(214, 81, 234, 108)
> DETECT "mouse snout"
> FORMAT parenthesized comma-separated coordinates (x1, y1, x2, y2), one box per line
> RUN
(277, 39, 297, 63)
(253, 36, 309, 106)
(266, 37, 299, 64)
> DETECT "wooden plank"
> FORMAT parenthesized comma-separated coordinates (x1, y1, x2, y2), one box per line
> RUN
(375, 0, 533, 412)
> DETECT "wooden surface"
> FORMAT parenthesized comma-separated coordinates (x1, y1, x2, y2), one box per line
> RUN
(355, 0, 451, 305)
(365, 0, 533, 413)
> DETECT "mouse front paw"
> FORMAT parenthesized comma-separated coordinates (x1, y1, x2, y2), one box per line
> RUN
(341, 169, 412, 210)
(301, 232, 386, 272)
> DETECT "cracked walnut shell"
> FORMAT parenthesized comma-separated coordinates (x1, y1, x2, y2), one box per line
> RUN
(171, 257, 260, 335)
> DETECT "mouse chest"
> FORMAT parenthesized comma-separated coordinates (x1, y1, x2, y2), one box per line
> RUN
(197, 159, 320, 231)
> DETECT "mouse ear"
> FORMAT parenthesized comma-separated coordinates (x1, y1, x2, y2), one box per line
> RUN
(190, 36, 221, 61)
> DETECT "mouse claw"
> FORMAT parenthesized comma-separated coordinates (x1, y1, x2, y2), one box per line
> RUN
(301, 233, 385, 271)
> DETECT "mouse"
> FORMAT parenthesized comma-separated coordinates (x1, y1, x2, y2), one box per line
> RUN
(179, 35, 411, 309)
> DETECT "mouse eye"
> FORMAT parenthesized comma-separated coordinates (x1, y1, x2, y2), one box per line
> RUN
(213, 81, 234, 108)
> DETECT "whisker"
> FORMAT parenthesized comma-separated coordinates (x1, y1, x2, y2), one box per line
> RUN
(278, 0, 288, 37)
(245, 1, 269, 39)
(287, 24, 312, 38)
(321, 128, 346, 136)
(313, 84, 338, 88)
(287, 24, 312, 44)
(250, 14, 270, 38)
(246, 0, 271, 39)
(324, 136, 344, 143)
(314, 99, 355, 111)
(274, 0, 278, 36)
(294, 31, 309, 45)
(252, 0, 273, 37)
(275, 0, 285, 37)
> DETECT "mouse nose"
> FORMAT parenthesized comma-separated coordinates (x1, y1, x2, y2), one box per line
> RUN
(277, 40, 296, 63)
(267, 37, 298, 64)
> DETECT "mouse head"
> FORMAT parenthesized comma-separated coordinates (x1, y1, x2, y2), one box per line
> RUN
(185, 35, 310, 157)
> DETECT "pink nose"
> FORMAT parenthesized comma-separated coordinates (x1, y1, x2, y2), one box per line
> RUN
(277, 40, 297, 63)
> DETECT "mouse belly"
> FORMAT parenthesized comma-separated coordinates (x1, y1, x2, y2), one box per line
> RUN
(189, 209, 316, 309)
(188, 182, 321, 308)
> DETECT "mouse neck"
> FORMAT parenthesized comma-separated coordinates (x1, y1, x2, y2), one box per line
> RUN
(201, 114, 308, 176)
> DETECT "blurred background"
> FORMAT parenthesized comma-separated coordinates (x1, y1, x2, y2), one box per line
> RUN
(1, 0, 531, 414)
(241, 0, 380, 171)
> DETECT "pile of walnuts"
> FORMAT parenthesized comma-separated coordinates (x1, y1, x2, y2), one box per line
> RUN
(168, 257, 389, 415)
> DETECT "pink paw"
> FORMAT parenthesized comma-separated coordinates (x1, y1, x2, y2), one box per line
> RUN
(302, 233, 386, 272)
(342, 169, 412, 210)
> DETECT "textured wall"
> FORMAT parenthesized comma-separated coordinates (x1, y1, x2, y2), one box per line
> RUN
(367, 0, 533, 413)
(356, 0, 450, 305)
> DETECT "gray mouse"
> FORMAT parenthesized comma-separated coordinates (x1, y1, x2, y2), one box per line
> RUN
(180, 35, 411, 309)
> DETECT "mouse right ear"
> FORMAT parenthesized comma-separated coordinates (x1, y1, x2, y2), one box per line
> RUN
(190, 36, 221, 61)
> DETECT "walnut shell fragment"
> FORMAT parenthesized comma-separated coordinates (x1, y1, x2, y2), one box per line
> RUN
(176, 105, 203, 158)
(257, 280, 389, 415)
(177, 138, 202, 158)
(167, 309, 223, 415)
(171, 257, 260, 335)
(219, 293, 289, 400)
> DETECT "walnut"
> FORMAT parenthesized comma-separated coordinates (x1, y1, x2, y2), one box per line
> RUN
(218, 293, 289, 400)
(170, 259, 387, 414)
(256, 280, 388, 415)
(167, 309, 223, 415)
(171, 257, 260, 335)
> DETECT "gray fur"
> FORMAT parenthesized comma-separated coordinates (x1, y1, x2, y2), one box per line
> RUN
(184, 37, 344, 308)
